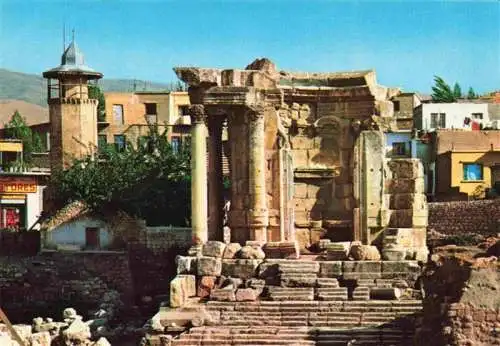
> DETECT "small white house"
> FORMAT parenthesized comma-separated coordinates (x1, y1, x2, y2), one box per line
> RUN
(41, 201, 144, 251)
(414, 103, 490, 131)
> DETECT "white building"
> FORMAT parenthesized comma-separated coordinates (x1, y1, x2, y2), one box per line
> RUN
(414, 103, 490, 131)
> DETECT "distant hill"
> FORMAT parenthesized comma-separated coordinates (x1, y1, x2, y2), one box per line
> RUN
(0, 68, 176, 107)
(0, 99, 49, 126)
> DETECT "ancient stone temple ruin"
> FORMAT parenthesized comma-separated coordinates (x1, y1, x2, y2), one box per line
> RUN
(145, 59, 430, 345)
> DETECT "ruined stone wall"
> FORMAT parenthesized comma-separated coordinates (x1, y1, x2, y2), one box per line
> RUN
(127, 228, 190, 299)
(416, 254, 500, 346)
(0, 251, 132, 323)
(428, 200, 500, 237)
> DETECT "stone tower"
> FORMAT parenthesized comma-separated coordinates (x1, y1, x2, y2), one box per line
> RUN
(43, 39, 102, 170)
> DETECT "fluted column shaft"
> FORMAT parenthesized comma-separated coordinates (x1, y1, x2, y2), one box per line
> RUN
(247, 108, 268, 242)
(189, 104, 208, 245)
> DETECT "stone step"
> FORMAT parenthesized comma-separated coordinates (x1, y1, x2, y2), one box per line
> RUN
(280, 273, 318, 287)
(316, 287, 348, 301)
(268, 287, 314, 301)
(277, 261, 320, 273)
(316, 278, 340, 288)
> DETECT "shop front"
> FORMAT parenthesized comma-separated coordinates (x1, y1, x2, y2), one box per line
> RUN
(0, 176, 39, 231)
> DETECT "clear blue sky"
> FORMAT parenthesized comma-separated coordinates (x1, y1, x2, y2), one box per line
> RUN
(0, 0, 498, 94)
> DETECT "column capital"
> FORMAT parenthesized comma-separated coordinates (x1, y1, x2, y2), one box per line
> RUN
(189, 104, 207, 124)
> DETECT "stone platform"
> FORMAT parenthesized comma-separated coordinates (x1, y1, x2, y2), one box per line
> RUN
(144, 244, 425, 346)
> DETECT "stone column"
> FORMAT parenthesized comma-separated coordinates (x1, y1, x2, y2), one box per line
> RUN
(247, 107, 268, 242)
(189, 104, 208, 245)
(208, 115, 224, 241)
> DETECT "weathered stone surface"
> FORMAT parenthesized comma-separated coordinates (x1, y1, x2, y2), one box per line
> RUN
(197, 257, 222, 276)
(343, 261, 382, 280)
(382, 246, 407, 261)
(176, 255, 196, 274)
(210, 288, 236, 301)
(349, 244, 381, 260)
(197, 276, 216, 298)
(238, 245, 265, 259)
(235, 288, 259, 301)
(326, 242, 351, 260)
(280, 273, 318, 287)
(389, 193, 427, 210)
(387, 159, 423, 179)
(202, 241, 226, 258)
(92, 337, 112, 346)
(30, 331, 51, 346)
(178, 274, 196, 297)
(223, 243, 242, 259)
(319, 261, 342, 278)
(316, 278, 339, 287)
(221, 259, 261, 279)
(62, 319, 91, 344)
(370, 287, 402, 300)
(295, 228, 311, 250)
(170, 277, 185, 308)
(386, 177, 425, 194)
(220, 277, 243, 289)
(352, 286, 370, 301)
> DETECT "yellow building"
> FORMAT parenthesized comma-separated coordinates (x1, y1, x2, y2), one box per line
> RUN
(435, 130, 500, 199)
(100, 91, 191, 151)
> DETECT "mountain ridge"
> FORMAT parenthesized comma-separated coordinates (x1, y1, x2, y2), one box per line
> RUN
(0, 68, 177, 107)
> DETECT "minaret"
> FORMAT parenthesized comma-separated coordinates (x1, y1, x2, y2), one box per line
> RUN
(43, 38, 102, 171)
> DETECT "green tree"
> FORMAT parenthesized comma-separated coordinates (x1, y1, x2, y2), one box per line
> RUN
(4, 110, 44, 164)
(88, 84, 106, 121)
(431, 76, 457, 103)
(467, 87, 477, 99)
(453, 82, 462, 99)
(50, 125, 191, 226)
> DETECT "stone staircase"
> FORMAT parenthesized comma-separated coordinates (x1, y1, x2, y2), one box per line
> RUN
(166, 300, 421, 345)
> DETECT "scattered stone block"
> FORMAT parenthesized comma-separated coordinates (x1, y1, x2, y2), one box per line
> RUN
(202, 241, 226, 258)
(350, 244, 381, 260)
(210, 288, 236, 301)
(318, 239, 331, 251)
(197, 276, 216, 298)
(220, 277, 243, 289)
(223, 243, 242, 259)
(170, 275, 194, 308)
(238, 245, 265, 259)
(176, 255, 196, 274)
(30, 331, 51, 346)
(326, 242, 351, 260)
(246, 278, 266, 290)
(92, 338, 112, 346)
(62, 319, 91, 344)
(235, 288, 259, 301)
(370, 287, 401, 300)
(278, 261, 320, 273)
(197, 256, 222, 276)
(221, 259, 261, 279)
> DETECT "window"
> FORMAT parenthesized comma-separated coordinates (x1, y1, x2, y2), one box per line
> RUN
(171, 136, 181, 154)
(179, 106, 190, 116)
(430, 113, 438, 128)
(393, 100, 400, 112)
(472, 113, 483, 120)
(145, 103, 157, 115)
(112, 104, 124, 124)
(114, 135, 126, 152)
(392, 142, 406, 156)
(438, 113, 446, 128)
(463, 163, 483, 181)
(98, 135, 107, 152)
(430, 112, 446, 128)
(85, 227, 100, 249)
